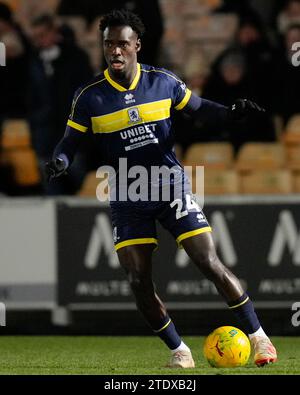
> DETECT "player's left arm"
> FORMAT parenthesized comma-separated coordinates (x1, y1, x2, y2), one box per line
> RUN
(182, 94, 265, 123)
(173, 82, 265, 124)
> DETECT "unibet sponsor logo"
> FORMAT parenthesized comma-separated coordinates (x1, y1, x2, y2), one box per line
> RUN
(120, 123, 159, 152)
(120, 123, 157, 140)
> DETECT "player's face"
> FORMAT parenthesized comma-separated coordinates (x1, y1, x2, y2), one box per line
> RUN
(103, 25, 141, 78)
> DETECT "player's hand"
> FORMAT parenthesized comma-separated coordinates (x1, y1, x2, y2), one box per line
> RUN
(44, 158, 67, 182)
(229, 99, 266, 121)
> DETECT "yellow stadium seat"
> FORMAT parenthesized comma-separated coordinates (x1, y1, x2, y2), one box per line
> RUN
(77, 170, 109, 199)
(286, 145, 300, 171)
(293, 172, 300, 193)
(236, 143, 286, 173)
(283, 114, 300, 144)
(1, 119, 31, 149)
(2, 148, 41, 186)
(184, 142, 234, 169)
(77, 171, 98, 197)
(240, 170, 292, 194)
(202, 169, 240, 195)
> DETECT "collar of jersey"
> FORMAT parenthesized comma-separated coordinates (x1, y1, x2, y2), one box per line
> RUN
(104, 63, 141, 92)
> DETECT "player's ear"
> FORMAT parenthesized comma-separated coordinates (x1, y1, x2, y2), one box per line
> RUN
(136, 38, 141, 53)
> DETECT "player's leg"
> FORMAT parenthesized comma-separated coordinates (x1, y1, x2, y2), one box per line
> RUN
(181, 232, 277, 366)
(117, 243, 195, 368)
(117, 243, 165, 326)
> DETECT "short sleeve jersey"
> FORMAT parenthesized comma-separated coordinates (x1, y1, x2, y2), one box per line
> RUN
(67, 63, 192, 171)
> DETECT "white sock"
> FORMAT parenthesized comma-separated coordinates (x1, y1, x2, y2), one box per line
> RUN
(171, 341, 191, 354)
(248, 326, 268, 340)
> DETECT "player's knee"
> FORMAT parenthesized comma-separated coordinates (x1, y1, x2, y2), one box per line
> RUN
(192, 250, 224, 279)
(121, 263, 149, 292)
(128, 273, 144, 292)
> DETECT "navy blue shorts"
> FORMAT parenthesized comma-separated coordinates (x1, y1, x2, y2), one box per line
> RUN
(110, 194, 211, 251)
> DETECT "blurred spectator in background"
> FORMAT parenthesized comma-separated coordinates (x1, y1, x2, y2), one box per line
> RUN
(57, 0, 103, 24)
(271, 23, 300, 124)
(0, 1, 31, 195)
(210, 15, 275, 109)
(203, 47, 275, 151)
(174, 8, 276, 153)
(277, 0, 300, 33)
(174, 48, 275, 153)
(28, 14, 93, 195)
(0, 1, 30, 123)
(125, 0, 164, 66)
(204, 50, 254, 105)
(214, 0, 261, 22)
(206, 14, 275, 146)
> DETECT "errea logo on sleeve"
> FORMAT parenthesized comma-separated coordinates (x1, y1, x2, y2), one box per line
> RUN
(180, 83, 187, 92)
(0, 42, 6, 66)
(124, 93, 135, 104)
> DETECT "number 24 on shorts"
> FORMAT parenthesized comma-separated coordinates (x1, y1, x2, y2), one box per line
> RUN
(170, 195, 201, 220)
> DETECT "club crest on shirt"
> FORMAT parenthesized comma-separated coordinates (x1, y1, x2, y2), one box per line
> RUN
(128, 107, 141, 124)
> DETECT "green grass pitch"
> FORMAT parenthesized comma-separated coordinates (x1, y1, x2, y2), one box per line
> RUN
(0, 336, 299, 375)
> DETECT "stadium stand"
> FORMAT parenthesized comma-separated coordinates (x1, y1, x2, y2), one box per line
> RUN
(185, 13, 239, 66)
(57, 15, 87, 47)
(235, 142, 286, 173)
(0, 1, 299, 197)
(77, 171, 98, 197)
(202, 169, 240, 195)
(183, 142, 234, 169)
(282, 114, 300, 144)
(0, 119, 41, 187)
(293, 172, 300, 193)
(77, 170, 109, 199)
(286, 145, 300, 172)
(240, 169, 293, 194)
(1, 119, 31, 149)
(1, 148, 41, 187)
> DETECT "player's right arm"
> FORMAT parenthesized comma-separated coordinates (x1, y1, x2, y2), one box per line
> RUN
(45, 88, 90, 182)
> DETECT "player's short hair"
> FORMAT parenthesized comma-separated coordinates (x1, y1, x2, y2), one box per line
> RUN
(99, 9, 145, 38)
